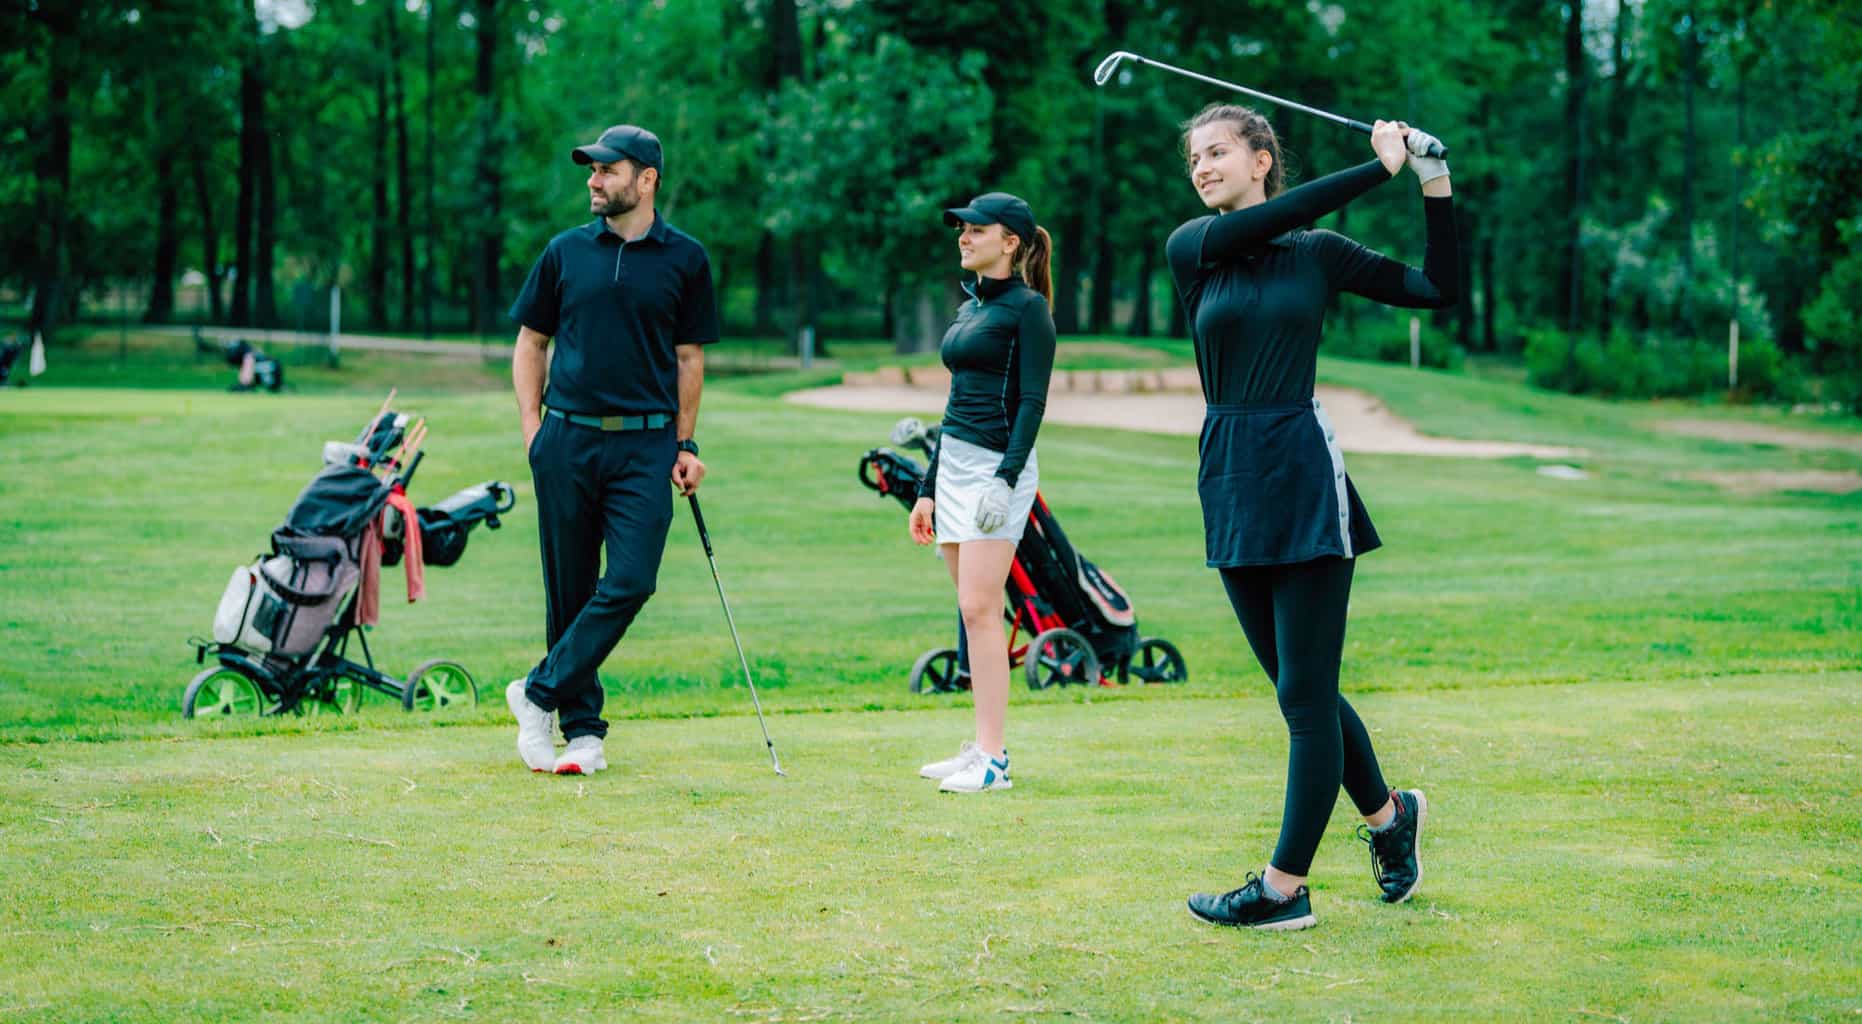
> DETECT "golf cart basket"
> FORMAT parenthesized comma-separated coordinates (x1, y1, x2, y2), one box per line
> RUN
(184, 400, 517, 718)
(858, 418, 1188, 694)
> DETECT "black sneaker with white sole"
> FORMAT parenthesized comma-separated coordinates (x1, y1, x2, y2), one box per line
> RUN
(1359, 788, 1427, 903)
(1186, 874, 1317, 931)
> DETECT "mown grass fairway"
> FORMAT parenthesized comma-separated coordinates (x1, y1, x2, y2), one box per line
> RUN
(1, 350, 1858, 1021)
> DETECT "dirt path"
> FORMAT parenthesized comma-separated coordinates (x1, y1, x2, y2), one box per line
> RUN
(785, 383, 1580, 459)
(1655, 418, 1862, 454)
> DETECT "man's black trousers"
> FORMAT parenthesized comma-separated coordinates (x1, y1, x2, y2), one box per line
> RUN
(523, 415, 676, 740)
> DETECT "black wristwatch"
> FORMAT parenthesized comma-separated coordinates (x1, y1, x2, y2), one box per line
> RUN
(676, 438, 700, 456)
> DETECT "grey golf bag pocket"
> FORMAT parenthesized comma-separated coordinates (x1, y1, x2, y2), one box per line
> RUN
(212, 535, 359, 657)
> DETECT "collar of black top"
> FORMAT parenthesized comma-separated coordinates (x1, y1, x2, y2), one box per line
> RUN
(572, 124, 664, 175)
(943, 192, 1037, 247)
(962, 274, 1022, 302)
(587, 212, 671, 245)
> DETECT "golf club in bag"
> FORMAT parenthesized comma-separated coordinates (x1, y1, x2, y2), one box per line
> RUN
(1092, 50, 1447, 157)
(687, 493, 785, 776)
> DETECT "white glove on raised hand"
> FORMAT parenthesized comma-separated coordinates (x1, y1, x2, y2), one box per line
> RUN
(1405, 128, 1449, 185)
(974, 478, 1014, 534)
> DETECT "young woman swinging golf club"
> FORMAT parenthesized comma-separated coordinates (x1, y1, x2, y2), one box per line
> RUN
(1166, 105, 1457, 929)
(909, 192, 1056, 794)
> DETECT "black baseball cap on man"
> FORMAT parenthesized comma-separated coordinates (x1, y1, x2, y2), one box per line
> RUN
(943, 192, 1036, 245)
(572, 125, 663, 175)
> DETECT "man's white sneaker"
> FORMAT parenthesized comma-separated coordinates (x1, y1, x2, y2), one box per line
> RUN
(920, 741, 984, 781)
(938, 751, 1012, 793)
(506, 679, 556, 772)
(554, 735, 607, 775)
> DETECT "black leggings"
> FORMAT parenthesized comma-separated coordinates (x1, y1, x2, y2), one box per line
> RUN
(1220, 556, 1390, 876)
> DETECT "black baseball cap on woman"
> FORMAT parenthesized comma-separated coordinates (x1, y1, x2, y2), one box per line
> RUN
(572, 124, 663, 174)
(944, 192, 1036, 245)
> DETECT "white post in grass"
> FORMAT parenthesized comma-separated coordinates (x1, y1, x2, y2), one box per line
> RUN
(329, 286, 342, 366)
(1409, 316, 1421, 369)
(1728, 319, 1739, 390)
(799, 324, 815, 369)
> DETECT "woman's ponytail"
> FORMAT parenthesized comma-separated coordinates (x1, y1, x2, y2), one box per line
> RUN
(1019, 226, 1054, 307)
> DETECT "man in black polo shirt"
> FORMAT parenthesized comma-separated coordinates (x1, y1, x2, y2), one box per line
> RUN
(505, 123, 720, 776)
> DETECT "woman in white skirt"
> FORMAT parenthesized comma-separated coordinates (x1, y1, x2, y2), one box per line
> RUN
(908, 192, 1057, 793)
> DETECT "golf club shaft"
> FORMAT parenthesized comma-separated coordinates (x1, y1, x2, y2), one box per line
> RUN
(687, 493, 786, 776)
(1095, 51, 1446, 158)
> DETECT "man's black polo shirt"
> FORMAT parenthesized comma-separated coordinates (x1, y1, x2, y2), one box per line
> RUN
(509, 212, 720, 416)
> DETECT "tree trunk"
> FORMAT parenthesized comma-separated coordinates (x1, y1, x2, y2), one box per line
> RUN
(424, 0, 437, 337)
(193, 154, 224, 322)
(1089, 228, 1115, 335)
(471, 0, 504, 334)
(370, 47, 391, 330)
(1128, 243, 1154, 336)
(891, 281, 943, 354)
(1480, 231, 1496, 351)
(753, 232, 780, 333)
(1050, 214, 1082, 332)
(1561, 0, 1586, 339)
(253, 32, 277, 327)
(1679, 7, 1697, 330)
(146, 147, 180, 323)
(231, 33, 258, 327)
(389, 0, 415, 330)
(1455, 206, 1474, 348)
(28, 20, 74, 344)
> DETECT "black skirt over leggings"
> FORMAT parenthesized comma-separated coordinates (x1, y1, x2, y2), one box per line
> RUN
(1221, 557, 1390, 876)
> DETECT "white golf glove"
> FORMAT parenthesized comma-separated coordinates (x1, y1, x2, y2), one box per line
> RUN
(1405, 129, 1449, 185)
(974, 478, 1014, 533)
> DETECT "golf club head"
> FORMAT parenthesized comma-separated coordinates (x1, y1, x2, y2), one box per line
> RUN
(1093, 50, 1137, 86)
(890, 416, 926, 448)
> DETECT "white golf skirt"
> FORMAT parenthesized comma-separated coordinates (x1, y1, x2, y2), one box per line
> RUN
(931, 434, 1039, 544)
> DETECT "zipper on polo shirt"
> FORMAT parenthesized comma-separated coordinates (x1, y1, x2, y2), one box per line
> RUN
(613, 239, 626, 283)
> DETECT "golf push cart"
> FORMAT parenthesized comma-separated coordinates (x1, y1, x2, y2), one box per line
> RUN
(184, 394, 516, 718)
(858, 417, 1188, 695)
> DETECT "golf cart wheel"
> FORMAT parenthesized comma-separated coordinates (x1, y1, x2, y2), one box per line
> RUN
(183, 666, 265, 719)
(300, 675, 364, 716)
(1025, 628, 1100, 691)
(401, 659, 478, 712)
(909, 647, 964, 694)
(1120, 637, 1188, 685)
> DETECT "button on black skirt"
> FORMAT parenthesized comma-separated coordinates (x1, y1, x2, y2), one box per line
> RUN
(1197, 400, 1381, 568)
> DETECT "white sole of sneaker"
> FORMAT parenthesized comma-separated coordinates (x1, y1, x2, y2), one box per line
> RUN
(1185, 903, 1318, 931)
(1391, 789, 1427, 904)
(937, 779, 1012, 793)
(554, 759, 605, 775)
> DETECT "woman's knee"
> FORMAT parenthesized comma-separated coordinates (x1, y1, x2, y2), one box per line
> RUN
(957, 591, 1001, 629)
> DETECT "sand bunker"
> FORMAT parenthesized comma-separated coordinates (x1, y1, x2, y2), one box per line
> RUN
(787, 376, 1578, 459)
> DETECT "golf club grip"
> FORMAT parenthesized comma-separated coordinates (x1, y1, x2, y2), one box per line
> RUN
(687, 493, 714, 557)
(1345, 119, 1448, 158)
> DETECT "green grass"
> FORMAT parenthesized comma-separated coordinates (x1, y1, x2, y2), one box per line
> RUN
(1, 344, 1858, 1019)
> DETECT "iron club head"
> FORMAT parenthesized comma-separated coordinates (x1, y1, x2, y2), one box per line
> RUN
(1093, 50, 1137, 87)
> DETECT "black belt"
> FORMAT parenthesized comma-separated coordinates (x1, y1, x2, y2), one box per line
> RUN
(547, 409, 671, 432)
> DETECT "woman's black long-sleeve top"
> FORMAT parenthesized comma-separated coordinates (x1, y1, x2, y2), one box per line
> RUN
(1165, 160, 1458, 566)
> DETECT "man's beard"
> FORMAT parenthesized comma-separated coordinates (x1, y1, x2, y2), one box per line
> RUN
(593, 187, 638, 217)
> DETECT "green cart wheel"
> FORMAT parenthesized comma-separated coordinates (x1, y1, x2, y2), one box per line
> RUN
(183, 666, 265, 719)
(401, 659, 478, 712)
(300, 675, 364, 716)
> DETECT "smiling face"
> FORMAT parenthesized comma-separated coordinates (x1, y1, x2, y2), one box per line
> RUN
(956, 221, 1019, 276)
(1186, 122, 1275, 213)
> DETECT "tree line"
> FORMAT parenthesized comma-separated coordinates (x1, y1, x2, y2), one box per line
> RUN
(4, 0, 1858, 401)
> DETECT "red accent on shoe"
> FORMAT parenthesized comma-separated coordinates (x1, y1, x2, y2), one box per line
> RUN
(555, 763, 584, 775)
